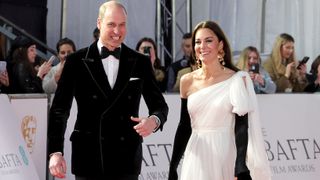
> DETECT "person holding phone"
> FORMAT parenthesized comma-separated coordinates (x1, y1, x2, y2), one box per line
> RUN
(263, 33, 307, 92)
(42, 38, 76, 94)
(236, 46, 276, 94)
(0, 61, 10, 93)
(8, 36, 51, 94)
(135, 37, 167, 92)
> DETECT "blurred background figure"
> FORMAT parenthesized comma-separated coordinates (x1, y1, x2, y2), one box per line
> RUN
(7, 36, 51, 93)
(263, 33, 307, 93)
(237, 46, 276, 94)
(136, 37, 166, 92)
(0, 60, 9, 93)
(304, 55, 320, 93)
(93, 27, 100, 42)
(172, 56, 197, 92)
(166, 33, 192, 92)
(42, 37, 76, 94)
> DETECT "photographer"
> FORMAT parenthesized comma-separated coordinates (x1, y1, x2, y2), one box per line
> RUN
(237, 46, 276, 94)
(136, 37, 167, 92)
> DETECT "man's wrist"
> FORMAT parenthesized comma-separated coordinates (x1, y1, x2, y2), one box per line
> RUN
(149, 115, 161, 132)
(49, 152, 63, 158)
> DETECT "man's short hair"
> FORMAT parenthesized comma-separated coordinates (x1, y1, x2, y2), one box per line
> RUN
(182, 32, 192, 39)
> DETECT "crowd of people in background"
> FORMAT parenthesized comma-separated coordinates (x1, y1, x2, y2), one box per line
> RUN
(0, 31, 319, 94)
(0, 1, 319, 180)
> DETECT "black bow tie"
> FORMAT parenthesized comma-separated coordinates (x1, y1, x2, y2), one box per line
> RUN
(101, 46, 121, 59)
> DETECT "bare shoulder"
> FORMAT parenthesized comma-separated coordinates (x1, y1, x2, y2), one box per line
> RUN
(179, 71, 196, 98)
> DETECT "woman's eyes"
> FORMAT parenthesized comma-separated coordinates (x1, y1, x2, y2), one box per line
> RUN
(195, 39, 214, 45)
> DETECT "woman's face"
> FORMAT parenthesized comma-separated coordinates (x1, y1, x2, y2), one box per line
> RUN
(138, 41, 156, 65)
(247, 51, 259, 66)
(280, 41, 294, 59)
(27, 45, 37, 63)
(194, 28, 222, 66)
(58, 44, 74, 62)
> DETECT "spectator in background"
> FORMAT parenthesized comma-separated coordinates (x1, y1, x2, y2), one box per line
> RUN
(136, 37, 166, 92)
(42, 38, 76, 94)
(263, 33, 307, 93)
(172, 56, 197, 92)
(0, 61, 9, 93)
(8, 36, 51, 93)
(93, 27, 100, 41)
(166, 33, 192, 92)
(304, 55, 320, 92)
(237, 46, 276, 94)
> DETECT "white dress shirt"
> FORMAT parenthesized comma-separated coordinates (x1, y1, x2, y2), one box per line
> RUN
(97, 40, 120, 89)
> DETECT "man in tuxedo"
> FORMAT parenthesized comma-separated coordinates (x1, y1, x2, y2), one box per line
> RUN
(47, 1, 168, 180)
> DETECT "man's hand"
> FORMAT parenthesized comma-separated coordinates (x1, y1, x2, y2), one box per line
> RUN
(49, 153, 67, 178)
(131, 116, 158, 137)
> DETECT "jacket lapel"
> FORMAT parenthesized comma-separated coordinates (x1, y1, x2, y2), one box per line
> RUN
(82, 43, 136, 101)
(82, 42, 112, 98)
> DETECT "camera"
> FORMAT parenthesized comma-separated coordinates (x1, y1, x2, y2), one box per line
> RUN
(249, 63, 259, 73)
(143, 46, 151, 56)
(297, 56, 309, 70)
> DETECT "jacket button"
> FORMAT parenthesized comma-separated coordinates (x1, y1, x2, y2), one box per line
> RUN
(120, 137, 125, 141)
(128, 95, 132, 100)
(120, 116, 124, 120)
(92, 95, 98, 99)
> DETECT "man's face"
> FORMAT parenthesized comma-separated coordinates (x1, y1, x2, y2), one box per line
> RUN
(182, 38, 192, 58)
(97, 6, 127, 50)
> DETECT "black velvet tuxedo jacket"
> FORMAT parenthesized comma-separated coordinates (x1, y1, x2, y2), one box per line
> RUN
(47, 42, 168, 177)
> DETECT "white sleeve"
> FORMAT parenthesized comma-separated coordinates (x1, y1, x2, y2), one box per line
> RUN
(42, 66, 58, 94)
(229, 71, 254, 116)
(232, 71, 272, 180)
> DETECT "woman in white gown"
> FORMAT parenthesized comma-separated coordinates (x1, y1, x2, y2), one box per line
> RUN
(168, 21, 271, 180)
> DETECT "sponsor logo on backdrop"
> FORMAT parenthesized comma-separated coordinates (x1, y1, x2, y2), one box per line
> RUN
(0, 146, 29, 176)
(139, 143, 172, 180)
(263, 127, 320, 175)
(21, 115, 37, 154)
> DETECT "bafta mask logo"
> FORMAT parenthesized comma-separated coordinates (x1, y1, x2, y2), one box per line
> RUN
(21, 115, 37, 154)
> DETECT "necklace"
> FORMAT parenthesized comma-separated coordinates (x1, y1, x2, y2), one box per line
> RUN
(201, 66, 225, 80)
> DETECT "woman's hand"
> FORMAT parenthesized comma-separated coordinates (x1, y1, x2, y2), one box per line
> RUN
(0, 71, 9, 87)
(37, 61, 52, 79)
(285, 61, 295, 78)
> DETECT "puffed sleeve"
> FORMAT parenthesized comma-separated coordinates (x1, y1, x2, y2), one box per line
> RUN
(230, 71, 254, 116)
(231, 71, 272, 180)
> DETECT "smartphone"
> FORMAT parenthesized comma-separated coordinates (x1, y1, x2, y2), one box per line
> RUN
(297, 56, 309, 69)
(48, 55, 56, 64)
(0, 61, 7, 73)
(143, 46, 151, 56)
(249, 63, 259, 73)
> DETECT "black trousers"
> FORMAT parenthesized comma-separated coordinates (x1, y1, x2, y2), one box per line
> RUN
(75, 174, 139, 180)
